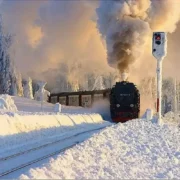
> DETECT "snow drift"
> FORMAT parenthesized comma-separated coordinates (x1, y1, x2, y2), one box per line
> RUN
(20, 119, 180, 179)
(0, 94, 17, 111)
(0, 113, 110, 158)
(0, 113, 105, 136)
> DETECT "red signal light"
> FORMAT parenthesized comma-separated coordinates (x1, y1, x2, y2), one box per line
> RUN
(155, 34, 161, 40)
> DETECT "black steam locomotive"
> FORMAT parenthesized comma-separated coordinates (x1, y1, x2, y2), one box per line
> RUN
(110, 81, 140, 123)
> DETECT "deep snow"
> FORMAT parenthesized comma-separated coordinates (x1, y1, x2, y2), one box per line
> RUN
(1, 95, 180, 179)
(20, 119, 180, 179)
(0, 95, 111, 167)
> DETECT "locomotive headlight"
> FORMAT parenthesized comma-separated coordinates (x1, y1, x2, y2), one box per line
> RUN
(130, 104, 134, 107)
(116, 104, 120, 108)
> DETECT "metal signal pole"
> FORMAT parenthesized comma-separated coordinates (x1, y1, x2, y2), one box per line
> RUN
(156, 60, 162, 121)
(152, 32, 167, 124)
(174, 78, 177, 114)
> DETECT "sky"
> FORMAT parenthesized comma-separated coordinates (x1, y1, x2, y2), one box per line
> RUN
(0, 0, 180, 88)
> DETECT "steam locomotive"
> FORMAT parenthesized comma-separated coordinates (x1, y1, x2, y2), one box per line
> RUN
(110, 81, 140, 123)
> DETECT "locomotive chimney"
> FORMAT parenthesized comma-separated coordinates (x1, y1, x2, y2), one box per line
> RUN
(121, 72, 128, 81)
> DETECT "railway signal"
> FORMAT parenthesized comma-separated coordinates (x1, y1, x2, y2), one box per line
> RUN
(152, 32, 167, 124)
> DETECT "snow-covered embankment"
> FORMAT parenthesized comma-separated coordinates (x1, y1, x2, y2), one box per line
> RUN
(0, 113, 111, 158)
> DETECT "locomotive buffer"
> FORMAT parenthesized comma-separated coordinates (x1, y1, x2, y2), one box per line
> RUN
(152, 32, 167, 124)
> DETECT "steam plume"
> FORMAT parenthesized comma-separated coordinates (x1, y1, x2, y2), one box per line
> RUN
(96, 0, 180, 73)
(0, 0, 110, 87)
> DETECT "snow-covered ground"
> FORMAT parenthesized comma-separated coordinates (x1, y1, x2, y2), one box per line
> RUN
(1, 127, 107, 178)
(0, 95, 111, 159)
(1, 95, 180, 179)
(0, 95, 113, 178)
(0, 113, 110, 158)
(20, 119, 180, 179)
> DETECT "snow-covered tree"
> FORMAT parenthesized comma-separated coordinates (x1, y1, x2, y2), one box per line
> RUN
(0, 51, 10, 94)
(162, 78, 175, 114)
(32, 80, 40, 96)
(92, 75, 105, 90)
(9, 62, 18, 96)
(104, 71, 119, 88)
(138, 77, 156, 114)
(0, 22, 12, 94)
(34, 81, 50, 102)
(86, 73, 95, 91)
(71, 80, 79, 92)
(0, 16, 19, 96)
(23, 77, 33, 99)
(16, 72, 23, 96)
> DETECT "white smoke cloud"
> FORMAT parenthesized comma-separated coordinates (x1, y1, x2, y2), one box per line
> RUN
(96, 0, 180, 74)
(0, 0, 112, 88)
(163, 24, 180, 80)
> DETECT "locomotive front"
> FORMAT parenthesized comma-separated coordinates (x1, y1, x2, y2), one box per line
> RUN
(110, 81, 140, 123)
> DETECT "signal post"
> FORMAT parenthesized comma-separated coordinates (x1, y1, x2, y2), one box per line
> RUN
(152, 32, 167, 124)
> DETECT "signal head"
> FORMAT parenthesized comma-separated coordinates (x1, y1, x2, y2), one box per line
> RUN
(152, 32, 167, 60)
(155, 33, 161, 45)
(155, 33, 161, 40)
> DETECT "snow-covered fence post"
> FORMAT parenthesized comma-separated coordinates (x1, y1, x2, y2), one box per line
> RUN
(146, 109, 153, 121)
(54, 103, 61, 113)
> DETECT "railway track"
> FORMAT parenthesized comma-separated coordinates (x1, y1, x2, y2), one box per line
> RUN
(0, 126, 107, 178)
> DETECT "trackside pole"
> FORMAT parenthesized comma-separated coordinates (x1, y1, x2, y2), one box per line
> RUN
(152, 32, 167, 124)
(174, 78, 177, 113)
(157, 60, 162, 123)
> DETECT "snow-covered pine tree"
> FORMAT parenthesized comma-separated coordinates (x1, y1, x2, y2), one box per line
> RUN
(23, 77, 33, 99)
(138, 76, 156, 114)
(162, 78, 174, 114)
(16, 72, 23, 96)
(0, 16, 19, 95)
(92, 75, 105, 90)
(32, 80, 40, 96)
(70, 80, 79, 92)
(104, 71, 119, 88)
(9, 59, 18, 96)
(0, 25, 11, 94)
(87, 73, 95, 91)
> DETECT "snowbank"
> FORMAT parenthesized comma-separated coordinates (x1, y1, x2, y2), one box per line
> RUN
(20, 119, 180, 179)
(0, 113, 105, 136)
(0, 94, 17, 111)
(0, 113, 110, 157)
(0, 95, 112, 161)
(9, 96, 111, 122)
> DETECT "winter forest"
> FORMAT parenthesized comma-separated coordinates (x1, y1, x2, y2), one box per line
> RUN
(0, 3, 178, 115)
